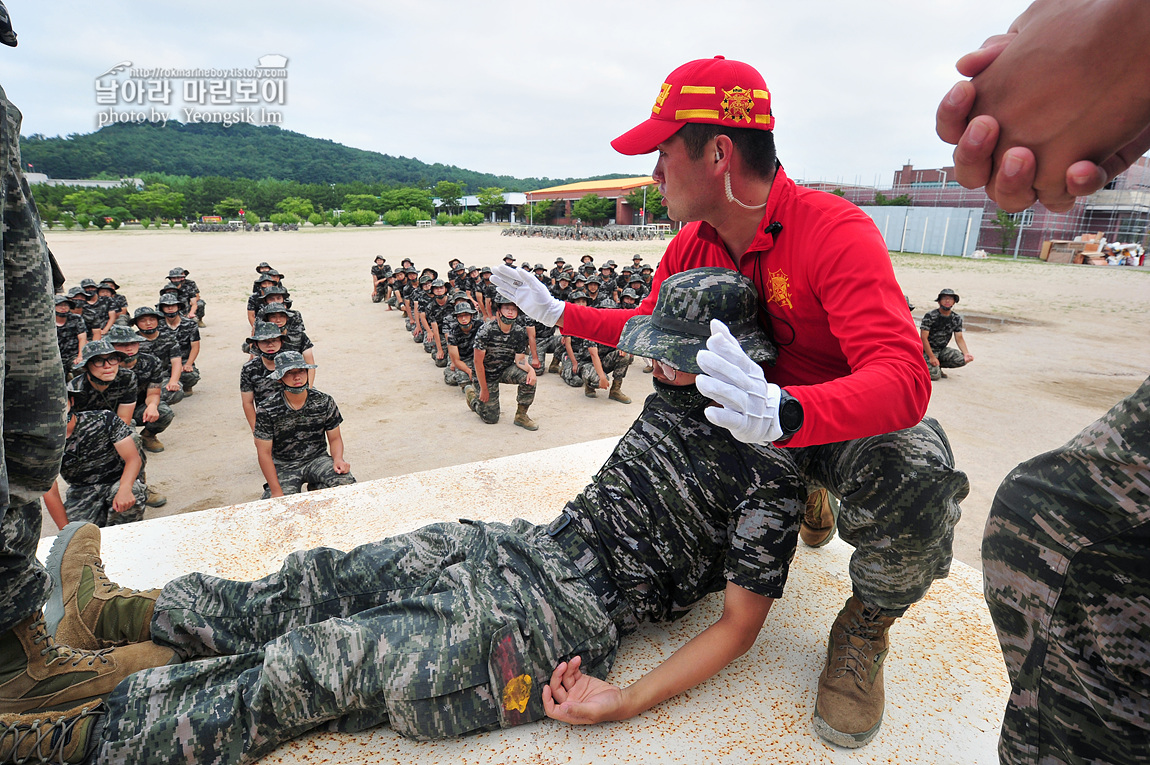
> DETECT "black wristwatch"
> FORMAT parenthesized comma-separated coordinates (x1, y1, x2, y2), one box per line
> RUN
(777, 390, 804, 439)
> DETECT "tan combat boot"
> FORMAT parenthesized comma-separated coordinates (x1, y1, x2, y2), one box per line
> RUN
(608, 377, 631, 404)
(464, 385, 478, 410)
(0, 613, 175, 714)
(799, 488, 837, 548)
(547, 356, 560, 374)
(513, 404, 538, 431)
(583, 378, 597, 398)
(0, 702, 105, 764)
(812, 597, 896, 748)
(139, 431, 164, 453)
(45, 523, 161, 651)
(143, 486, 166, 508)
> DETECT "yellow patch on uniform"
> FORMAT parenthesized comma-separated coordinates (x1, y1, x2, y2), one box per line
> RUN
(720, 86, 754, 123)
(767, 268, 793, 309)
(652, 83, 671, 115)
(502, 674, 533, 713)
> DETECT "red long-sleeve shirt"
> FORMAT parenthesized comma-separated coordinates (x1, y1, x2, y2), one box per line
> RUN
(562, 167, 931, 448)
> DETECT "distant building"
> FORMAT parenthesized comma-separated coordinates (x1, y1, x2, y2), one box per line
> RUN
(525, 177, 657, 225)
(811, 158, 1150, 257)
(26, 172, 144, 190)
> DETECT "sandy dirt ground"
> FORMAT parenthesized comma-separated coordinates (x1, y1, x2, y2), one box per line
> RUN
(39, 225, 1150, 572)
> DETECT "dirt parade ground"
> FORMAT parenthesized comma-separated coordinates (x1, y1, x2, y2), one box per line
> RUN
(40, 225, 1150, 571)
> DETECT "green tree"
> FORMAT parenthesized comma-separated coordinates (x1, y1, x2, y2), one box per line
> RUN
(379, 187, 433, 214)
(623, 185, 666, 222)
(528, 199, 554, 224)
(476, 187, 505, 219)
(214, 197, 246, 218)
(346, 209, 378, 226)
(342, 194, 379, 213)
(572, 193, 614, 225)
(269, 212, 301, 225)
(61, 190, 105, 215)
(127, 184, 185, 219)
(992, 209, 1019, 254)
(433, 181, 463, 215)
(277, 196, 314, 220)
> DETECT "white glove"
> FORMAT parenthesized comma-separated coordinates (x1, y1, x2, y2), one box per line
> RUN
(490, 264, 566, 326)
(695, 318, 784, 444)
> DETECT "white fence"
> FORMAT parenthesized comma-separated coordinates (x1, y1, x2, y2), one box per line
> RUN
(860, 206, 983, 257)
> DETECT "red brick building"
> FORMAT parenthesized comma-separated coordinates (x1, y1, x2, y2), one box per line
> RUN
(525, 177, 658, 225)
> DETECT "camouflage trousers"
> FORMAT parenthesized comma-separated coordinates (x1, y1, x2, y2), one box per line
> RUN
(260, 454, 357, 498)
(444, 362, 474, 387)
(63, 479, 147, 527)
(385, 294, 397, 308)
(161, 384, 185, 406)
(0, 84, 69, 634)
(180, 363, 200, 392)
(926, 347, 965, 380)
(132, 400, 175, 435)
(787, 416, 967, 615)
(372, 284, 386, 303)
(531, 335, 562, 373)
(468, 365, 535, 424)
(982, 376, 1150, 765)
(95, 520, 621, 764)
(425, 333, 449, 367)
(560, 350, 631, 389)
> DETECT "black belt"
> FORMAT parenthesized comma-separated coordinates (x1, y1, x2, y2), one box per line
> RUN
(546, 511, 638, 633)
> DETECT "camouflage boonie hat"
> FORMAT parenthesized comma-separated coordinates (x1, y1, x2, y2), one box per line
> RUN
(102, 325, 145, 344)
(265, 269, 283, 278)
(492, 293, 517, 307)
(616, 267, 776, 374)
(99, 277, 120, 289)
(250, 321, 283, 343)
(167, 267, 185, 279)
(262, 285, 288, 298)
(258, 304, 290, 320)
(556, 273, 571, 282)
(80, 278, 98, 289)
(158, 293, 181, 307)
(585, 275, 602, 287)
(480, 266, 493, 274)
(533, 263, 546, 271)
(468, 265, 479, 273)
(554, 257, 565, 264)
(256, 261, 272, 271)
(430, 279, 447, 289)
(160, 281, 181, 293)
(503, 253, 515, 261)
(66, 286, 87, 299)
(418, 274, 433, 284)
(74, 339, 123, 370)
(130, 305, 162, 323)
(567, 291, 589, 302)
(270, 350, 317, 380)
(454, 303, 479, 316)
(620, 288, 640, 301)
(54, 294, 71, 306)
(936, 288, 959, 303)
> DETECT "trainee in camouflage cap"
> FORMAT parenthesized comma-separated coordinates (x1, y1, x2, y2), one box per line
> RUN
(616, 267, 775, 374)
(454, 302, 479, 316)
(936, 288, 959, 303)
(74, 339, 124, 371)
(158, 293, 181, 307)
(270, 350, 316, 380)
(250, 320, 283, 343)
(102, 324, 145, 345)
(258, 303, 290, 320)
(130, 305, 162, 324)
(99, 277, 120, 290)
(168, 267, 186, 279)
(80, 278, 99, 289)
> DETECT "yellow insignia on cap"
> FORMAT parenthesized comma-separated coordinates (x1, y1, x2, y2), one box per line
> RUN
(502, 674, 533, 713)
(652, 82, 671, 115)
(721, 86, 754, 123)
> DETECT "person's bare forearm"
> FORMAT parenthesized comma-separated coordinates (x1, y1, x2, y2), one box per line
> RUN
(43, 483, 69, 530)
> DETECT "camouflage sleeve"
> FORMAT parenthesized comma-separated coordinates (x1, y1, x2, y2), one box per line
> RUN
(107, 410, 135, 445)
(239, 362, 253, 393)
(953, 313, 964, 333)
(253, 408, 274, 441)
(324, 396, 344, 433)
(918, 311, 935, 332)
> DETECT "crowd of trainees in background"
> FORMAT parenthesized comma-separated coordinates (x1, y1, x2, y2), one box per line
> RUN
(45, 269, 206, 530)
(371, 252, 661, 431)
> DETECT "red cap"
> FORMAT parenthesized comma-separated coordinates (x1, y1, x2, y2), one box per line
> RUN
(611, 56, 775, 156)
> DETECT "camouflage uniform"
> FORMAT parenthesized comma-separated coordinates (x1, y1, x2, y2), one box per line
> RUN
(424, 297, 453, 366)
(67, 367, 137, 416)
(176, 278, 205, 321)
(983, 377, 1150, 765)
(254, 388, 356, 496)
(162, 315, 201, 392)
(92, 377, 804, 763)
(239, 357, 279, 404)
(135, 328, 184, 405)
(370, 263, 388, 302)
(444, 320, 478, 387)
(919, 309, 966, 379)
(0, 82, 68, 635)
(55, 310, 85, 375)
(124, 352, 174, 436)
(470, 318, 534, 424)
(59, 409, 146, 527)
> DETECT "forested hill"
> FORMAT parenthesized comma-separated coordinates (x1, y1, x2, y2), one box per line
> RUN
(19, 122, 608, 191)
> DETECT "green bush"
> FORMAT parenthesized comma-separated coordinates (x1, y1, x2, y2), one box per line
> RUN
(140, 217, 152, 229)
(61, 215, 76, 230)
(383, 207, 430, 226)
(345, 209, 378, 226)
(269, 212, 300, 226)
(308, 212, 324, 226)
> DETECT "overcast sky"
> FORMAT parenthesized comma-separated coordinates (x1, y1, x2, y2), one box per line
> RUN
(1, 1, 1025, 186)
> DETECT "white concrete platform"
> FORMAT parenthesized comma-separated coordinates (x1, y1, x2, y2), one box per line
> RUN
(37, 438, 1010, 764)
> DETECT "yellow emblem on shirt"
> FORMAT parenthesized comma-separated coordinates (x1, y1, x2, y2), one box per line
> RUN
(502, 674, 533, 713)
(767, 268, 793, 309)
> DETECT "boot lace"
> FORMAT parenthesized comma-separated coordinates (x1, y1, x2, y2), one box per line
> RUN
(91, 559, 145, 597)
(0, 703, 104, 764)
(28, 617, 114, 668)
(830, 605, 886, 684)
